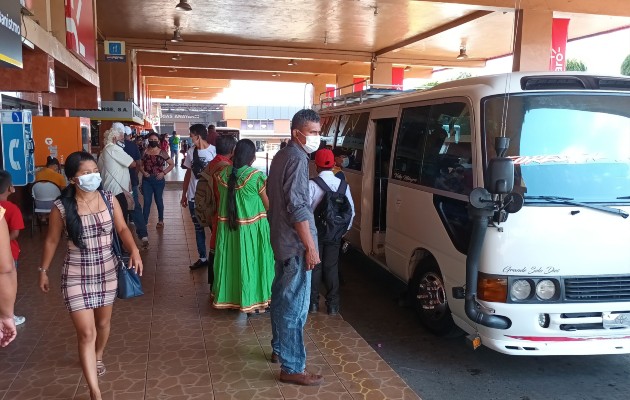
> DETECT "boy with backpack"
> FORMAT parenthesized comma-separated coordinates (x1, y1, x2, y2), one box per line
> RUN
(308, 149, 355, 315)
(181, 124, 216, 270)
(193, 134, 236, 285)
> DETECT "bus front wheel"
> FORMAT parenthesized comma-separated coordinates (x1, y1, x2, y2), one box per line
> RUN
(411, 259, 457, 336)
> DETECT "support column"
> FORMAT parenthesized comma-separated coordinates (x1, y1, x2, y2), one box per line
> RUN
(512, 9, 553, 72)
(370, 61, 393, 88)
(311, 78, 329, 106)
(336, 74, 354, 95)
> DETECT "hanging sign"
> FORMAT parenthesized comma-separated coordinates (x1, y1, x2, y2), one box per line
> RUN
(104, 40, 126, 62)
(549, 18, 570, 72)
(0, 0, 23, 68)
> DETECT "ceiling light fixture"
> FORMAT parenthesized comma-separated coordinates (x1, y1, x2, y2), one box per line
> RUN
(175, 0, 192, 11)
(404, 66, 411, 72)
(193, 87, 199, 90)
(288, 59, 297, 66)
(171, 54, 182, 61)
(171, 28, 183, 42)
(457, 46, 468, 60)
(272, 73, 280, 77)
(168, 68, 177, 73)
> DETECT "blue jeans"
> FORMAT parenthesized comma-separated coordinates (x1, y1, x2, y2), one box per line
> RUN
(170, 147, 179, 164)
(142, 176, 165, 223)
(188, 201, 206, 259)
(130, 185, 148, 238)
(271, 255, 311, 374)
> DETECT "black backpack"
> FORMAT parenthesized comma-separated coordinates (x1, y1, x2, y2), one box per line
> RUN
(191, 147, 205, 179)
(311, 177, 353, 244)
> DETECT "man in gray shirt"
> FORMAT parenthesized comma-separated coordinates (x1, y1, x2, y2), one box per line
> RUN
(267, 109, 323, 386)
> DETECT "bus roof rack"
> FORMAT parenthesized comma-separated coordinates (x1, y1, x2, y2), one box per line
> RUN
(317, 79, 408, 110)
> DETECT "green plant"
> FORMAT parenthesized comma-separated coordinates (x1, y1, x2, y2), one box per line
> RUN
(454, 72, 473, 80)
(621, 55, 630, 76)
(566, 59, 587, 72)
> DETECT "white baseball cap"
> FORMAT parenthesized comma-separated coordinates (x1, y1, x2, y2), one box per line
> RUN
(124, 126, 132, 135)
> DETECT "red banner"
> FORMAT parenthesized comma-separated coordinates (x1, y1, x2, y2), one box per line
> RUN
(549, 18, 570, 72)
(392, 67, 404, 90)
(353, 77, 366, 93)
(65, 0, 96, 69)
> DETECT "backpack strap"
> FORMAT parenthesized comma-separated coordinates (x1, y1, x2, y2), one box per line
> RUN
(336, 179, 348, 195)
(312, 176, 332, 192)
(193, 147, 199, 161)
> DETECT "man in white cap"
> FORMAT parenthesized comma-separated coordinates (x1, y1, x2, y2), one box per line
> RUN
(123, 126, 149, 248)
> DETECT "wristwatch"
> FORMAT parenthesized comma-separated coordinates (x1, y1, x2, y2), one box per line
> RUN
(38, 267, 48, 273)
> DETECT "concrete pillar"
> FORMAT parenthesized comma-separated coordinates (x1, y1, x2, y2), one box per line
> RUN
(98, 43, 131, 101)
(311, 79, 329, 106)
(370, 61, 393, 88)
(336, 74, 354, 95)
(512, 9, 553, 72)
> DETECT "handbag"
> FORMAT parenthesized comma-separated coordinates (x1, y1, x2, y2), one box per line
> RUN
(100, 191, 144, 299)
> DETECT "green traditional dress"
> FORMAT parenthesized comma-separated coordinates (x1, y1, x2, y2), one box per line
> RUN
(212, 165, 275, 312)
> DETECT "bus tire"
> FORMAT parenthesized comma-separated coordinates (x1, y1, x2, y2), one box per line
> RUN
(410, 258, 457, 336)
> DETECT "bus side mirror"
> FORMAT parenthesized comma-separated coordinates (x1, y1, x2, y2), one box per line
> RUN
(485, 158, 514, 195)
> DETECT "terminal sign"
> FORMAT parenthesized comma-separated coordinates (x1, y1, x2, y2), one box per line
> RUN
(0, 0, 23, 68)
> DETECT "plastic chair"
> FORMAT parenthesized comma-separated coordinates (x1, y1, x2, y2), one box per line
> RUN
(31, 181, 61, 236)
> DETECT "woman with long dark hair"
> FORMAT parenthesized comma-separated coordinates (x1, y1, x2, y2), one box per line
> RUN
(212, 139, 274, 313)
(38, 151, 143, 400)
(138, 132, 174, 228)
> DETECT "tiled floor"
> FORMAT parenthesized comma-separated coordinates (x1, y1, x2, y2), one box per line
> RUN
(1, 189, 420, 400)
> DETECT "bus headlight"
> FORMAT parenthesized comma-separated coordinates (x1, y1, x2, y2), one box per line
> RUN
(536, 280, 556, 300)
(510, 279, 532, 301)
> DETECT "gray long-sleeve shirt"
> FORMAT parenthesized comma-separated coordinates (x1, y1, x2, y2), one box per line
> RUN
(267, 140, 318, 262)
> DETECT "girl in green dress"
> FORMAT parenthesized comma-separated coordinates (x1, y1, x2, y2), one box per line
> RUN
(212, 139, 275, 313)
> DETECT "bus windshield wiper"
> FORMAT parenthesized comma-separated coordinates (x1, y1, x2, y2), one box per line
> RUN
(524, 196, 629, 219)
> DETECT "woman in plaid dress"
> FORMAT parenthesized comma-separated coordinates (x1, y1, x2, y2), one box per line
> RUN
(39, 151, 143, 400)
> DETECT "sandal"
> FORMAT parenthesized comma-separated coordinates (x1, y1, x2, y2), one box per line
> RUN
(96, 360, 106, 377)
(156, 221, 164, 229)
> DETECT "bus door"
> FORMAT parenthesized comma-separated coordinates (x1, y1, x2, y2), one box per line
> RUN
(371, 118, 396, 261)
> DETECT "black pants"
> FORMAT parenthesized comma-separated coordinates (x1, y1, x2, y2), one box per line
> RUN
(310, 242, 341, 307)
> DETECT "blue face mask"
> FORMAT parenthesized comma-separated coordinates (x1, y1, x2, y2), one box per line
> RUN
(77, 173, 102, 192)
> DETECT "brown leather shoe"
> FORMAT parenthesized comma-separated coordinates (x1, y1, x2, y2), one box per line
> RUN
(270, 352, 280, 363)
(279, 370, 323, 386)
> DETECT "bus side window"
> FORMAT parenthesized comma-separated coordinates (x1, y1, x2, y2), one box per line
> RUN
(392, 105, 431, 184)
(422, 102, 473, 195)
(335, 112, 369, 171)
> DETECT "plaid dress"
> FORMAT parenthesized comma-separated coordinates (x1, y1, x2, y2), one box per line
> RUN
(54, 191, 118, 312)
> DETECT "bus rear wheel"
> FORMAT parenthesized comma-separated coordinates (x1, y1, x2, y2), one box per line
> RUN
(411, 259, 457, 336)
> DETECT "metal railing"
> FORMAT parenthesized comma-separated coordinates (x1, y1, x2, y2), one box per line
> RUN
(317, 79, 405, 110)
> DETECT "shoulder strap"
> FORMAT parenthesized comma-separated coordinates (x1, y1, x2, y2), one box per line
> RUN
(99, 191, 122, 259)
(337, 179, 348, 194)
(193, 147, 199, 161)
(312, 176, 332, 192)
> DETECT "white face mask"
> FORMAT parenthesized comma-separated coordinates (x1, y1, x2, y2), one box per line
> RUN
(77, 173, 102, 193)
(341, 156, 349, 168)
(298, 131, 320, 154)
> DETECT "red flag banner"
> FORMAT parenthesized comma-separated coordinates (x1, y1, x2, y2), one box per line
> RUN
(65, 0, 96, 69)
(550, 18, 570, 72)
(392, 67, 404, 90)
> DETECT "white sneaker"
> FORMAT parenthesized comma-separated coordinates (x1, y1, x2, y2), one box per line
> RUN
(14, 315, 25, 326)
(141, 237, 149, 249)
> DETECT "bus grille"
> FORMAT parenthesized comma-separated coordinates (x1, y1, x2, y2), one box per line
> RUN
(564, 276, 630, 302)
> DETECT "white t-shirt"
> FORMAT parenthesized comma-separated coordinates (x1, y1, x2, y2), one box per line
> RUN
(98, 143, 134, 196)
(183, 144, 216, 201)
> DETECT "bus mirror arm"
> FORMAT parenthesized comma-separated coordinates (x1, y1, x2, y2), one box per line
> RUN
(456, 189, 513, 330)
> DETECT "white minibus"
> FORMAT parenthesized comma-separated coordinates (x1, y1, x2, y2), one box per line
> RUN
(319, 72, 630, 355)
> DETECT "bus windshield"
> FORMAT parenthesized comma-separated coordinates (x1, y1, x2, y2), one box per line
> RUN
(484, 93, 630, 203)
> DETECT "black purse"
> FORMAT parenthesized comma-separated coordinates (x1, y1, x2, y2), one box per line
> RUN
(100, 191, 144, 299)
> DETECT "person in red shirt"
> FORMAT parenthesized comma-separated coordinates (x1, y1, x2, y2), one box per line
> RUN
(0, 171, 25, 326)
(206, 135, 236, 285)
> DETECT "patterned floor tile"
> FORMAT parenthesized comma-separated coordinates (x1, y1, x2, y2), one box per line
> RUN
(1, 189, 420, 400)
